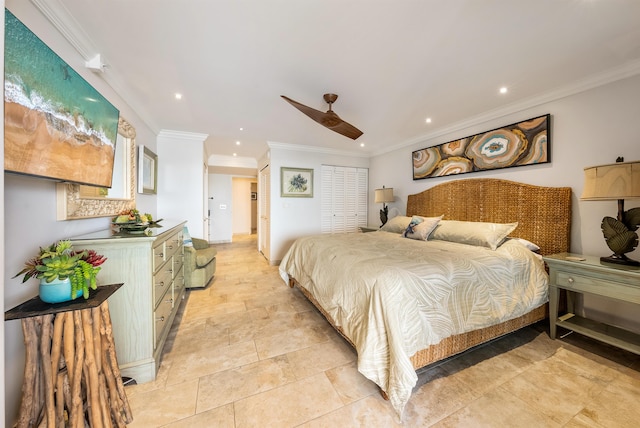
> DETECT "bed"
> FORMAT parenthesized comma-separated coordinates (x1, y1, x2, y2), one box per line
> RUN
(279, 178, 571, 418)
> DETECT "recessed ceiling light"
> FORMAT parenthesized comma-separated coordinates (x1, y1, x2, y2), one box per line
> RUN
(175, 93, 182, 100)
(360, 143, 365, 147)
(236, 141, 241, 145)
(233, 153, 237, 157)
(499, 87, 508, 94)
(239, 127, 243, 131)
(425, 117, 432, 124)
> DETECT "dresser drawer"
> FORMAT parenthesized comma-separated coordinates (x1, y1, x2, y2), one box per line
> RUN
(556, 271, 640, 303)
(153, 242, 166, 273)
(154, 296, 174, 349)
(165, 235, 182, 259)
(153, 270, 172, 307)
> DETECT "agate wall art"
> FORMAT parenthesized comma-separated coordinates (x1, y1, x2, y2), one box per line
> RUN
(412, 114, 550, 180)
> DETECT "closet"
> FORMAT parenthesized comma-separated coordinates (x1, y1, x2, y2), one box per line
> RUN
(321, 165, 368, 233)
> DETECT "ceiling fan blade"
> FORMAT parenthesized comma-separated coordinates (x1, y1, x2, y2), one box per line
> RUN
(281, 95, 363, 140)
(281, 95, 327, 123)
(326, 119, 363, 140)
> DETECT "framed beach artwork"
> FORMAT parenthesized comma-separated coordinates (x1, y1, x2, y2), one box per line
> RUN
(412, 114, 550, 180)
(281, 167, 313, 197)
(138, 146, 158, 194)
(4, 9, 120, 188)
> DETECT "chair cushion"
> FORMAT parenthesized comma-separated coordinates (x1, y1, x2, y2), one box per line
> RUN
(195, 246, 218, 268)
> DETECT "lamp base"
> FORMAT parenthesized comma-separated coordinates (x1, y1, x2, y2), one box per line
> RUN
(600, 254, 640, 267)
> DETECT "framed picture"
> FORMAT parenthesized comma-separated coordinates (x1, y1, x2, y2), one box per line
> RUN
(412, 114, 550, 180)
(281, 167, 313, 197)
(138, 145, 158, 194)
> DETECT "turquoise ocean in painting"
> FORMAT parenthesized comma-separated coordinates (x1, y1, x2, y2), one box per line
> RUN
(4, 9, 119, 147)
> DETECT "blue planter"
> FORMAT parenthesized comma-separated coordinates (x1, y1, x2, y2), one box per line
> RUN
(39, 278, 81, 303)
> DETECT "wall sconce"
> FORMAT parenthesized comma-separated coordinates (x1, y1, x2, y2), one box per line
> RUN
(581, 158, 640, 266)
(374, 186, 394, 226)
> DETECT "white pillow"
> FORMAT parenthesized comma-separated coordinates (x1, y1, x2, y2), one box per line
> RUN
(380, 215, 412, 234)
(403, 215, 442, 241)
(430, 220, 518, 250)
(508, 237, 540, 253)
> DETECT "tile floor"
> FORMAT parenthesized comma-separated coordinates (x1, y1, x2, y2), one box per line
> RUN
(124, 234, 640, 427)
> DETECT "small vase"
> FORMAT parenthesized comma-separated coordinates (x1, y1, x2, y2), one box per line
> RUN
(39, 278, 81, 304)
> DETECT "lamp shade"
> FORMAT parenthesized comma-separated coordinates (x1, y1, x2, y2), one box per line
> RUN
(374, 187, 394, 204)
(581, 161, 640, 200)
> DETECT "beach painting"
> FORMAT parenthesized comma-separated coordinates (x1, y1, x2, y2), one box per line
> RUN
(4, 9, 120, 188)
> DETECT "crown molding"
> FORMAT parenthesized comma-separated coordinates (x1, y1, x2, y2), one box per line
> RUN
(158, 129, 209, 143)
(267, 141, 369, 158)
(373, 59, 640, 157)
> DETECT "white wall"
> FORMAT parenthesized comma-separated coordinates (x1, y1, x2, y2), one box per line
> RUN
(157, 130, 208, 239)
(3, 3, 158, 424)
(266, 144, 370, 263)
(369, 74, 640, 333)
(209, 174, 233, 243)
(1, 0, 5, 419)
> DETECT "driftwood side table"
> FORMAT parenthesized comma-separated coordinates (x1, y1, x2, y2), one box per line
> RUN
(5, 283, 133, 427)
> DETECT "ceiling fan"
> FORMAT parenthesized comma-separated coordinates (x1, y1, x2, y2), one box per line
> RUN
(281, 93, 363, 140)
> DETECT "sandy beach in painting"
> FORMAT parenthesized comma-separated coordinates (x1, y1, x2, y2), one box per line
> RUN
(4, 101, 115, 187)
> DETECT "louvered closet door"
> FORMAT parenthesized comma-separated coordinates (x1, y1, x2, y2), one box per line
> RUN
(321, 165, 368, 233)
(355, 168, 368, 228)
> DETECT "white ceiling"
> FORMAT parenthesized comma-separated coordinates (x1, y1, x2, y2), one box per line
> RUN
(40, 0, 640, 166)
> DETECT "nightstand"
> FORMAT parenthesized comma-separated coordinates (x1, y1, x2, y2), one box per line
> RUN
(359, 225, 380, 233)
(544, 253, 640, 355)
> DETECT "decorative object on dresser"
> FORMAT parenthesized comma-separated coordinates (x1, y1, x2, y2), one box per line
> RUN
(545, 253, 640, 355)
(412, 114, 550, 180)
(183, 227, 217, 288)
(5, 283, 133, 427)
(581, 158, 640, 266)
(70, 220, 186, 383)
(374, 185, 394, 226)
(14, 240, 107, 303)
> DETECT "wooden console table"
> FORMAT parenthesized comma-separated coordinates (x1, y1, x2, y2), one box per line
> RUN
(5, 283, 133, 427)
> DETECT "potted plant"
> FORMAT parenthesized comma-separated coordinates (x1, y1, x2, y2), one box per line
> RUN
(14, 240, 107, 303)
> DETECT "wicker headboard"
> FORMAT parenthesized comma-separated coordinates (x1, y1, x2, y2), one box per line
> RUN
(406, 178, 572, 256)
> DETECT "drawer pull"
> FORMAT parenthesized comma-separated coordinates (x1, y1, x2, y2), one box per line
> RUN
(157, 252, 164, 258)
(567, 277, 575, 284)
(167, 245, 174, 250)
(156, 316, 165, 322)
(165, 298, 174, 304)
(156, 281, 165, 287)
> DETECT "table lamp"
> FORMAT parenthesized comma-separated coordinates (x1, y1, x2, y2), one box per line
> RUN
(581, 158, 640, 266)
(374, 186, 394, 226)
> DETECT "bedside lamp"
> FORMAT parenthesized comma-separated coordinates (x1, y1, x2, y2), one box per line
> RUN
(374, 186, 394, 226)
(581, 159, 640, 266)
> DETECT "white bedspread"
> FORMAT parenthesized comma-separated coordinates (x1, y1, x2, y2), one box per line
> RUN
(279, 231, 549, 417)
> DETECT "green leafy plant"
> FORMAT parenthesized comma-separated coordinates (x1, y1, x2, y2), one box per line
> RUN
(14, 240, 107, 299)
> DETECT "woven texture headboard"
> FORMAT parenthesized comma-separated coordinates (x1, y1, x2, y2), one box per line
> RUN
(406, 178, 572, 256)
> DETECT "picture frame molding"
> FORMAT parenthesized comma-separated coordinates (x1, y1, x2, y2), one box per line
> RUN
(138, 145, 158, 194)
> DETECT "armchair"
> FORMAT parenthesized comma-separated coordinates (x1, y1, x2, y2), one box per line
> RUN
(184, 237, 217, 288)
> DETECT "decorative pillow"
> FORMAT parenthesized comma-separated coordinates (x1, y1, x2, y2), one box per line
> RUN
(403, 215, 442, 241)
(183, 226, 193, 247)
(430, 220, 518, 250)
(508, 237, 541, 253)
(380, 215, 412, 233)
